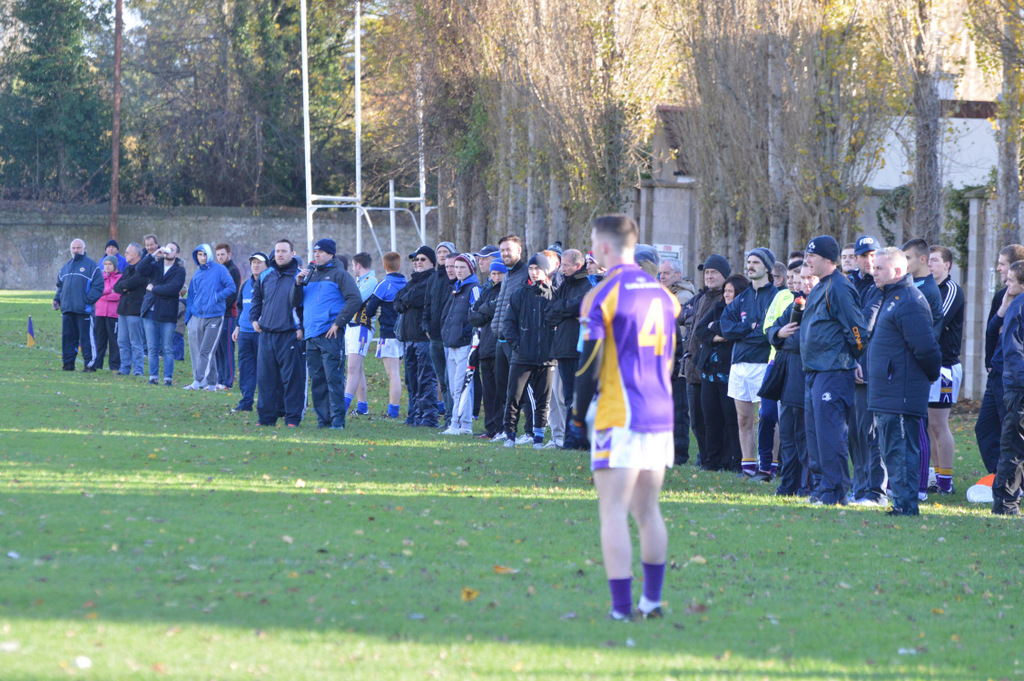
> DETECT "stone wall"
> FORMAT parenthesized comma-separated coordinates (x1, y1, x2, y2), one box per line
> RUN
(0, 203, 437, 290)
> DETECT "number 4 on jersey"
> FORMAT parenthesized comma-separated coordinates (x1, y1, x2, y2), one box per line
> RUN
(638, 298, 669, 356)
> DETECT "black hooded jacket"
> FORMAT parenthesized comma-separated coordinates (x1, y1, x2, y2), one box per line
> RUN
(544, 267, 592, 360)
(250, 257, 300, 333)
(393, 268, 433, 343)
(423, 267, 455, 339)
(503, 279, 555, 366)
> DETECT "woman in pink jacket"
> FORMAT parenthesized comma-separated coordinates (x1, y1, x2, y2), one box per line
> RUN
(94, 255, 123, 371)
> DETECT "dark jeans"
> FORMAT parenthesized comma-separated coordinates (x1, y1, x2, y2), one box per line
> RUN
(559, 357, 579, 431)
(257, 330, 306, 426)
(777, 403, 809, 495)
(307, 333, 346, 428)
(496, 340, 533, 434)
(236, 331, 259, 410)
(480, 356, 501, 436)
(61, 312, 96, 369)
(672, 373, 690, 464)
(94, 315, 120, 371)
(804, 370, 854, 505)
(876, 412, 922, 515)
(687, 382, 707, 467)
(757, 397, 778, 472)
(505, 364, 554, 439)
(430, 338, 451, 425)
(216, 316, 237, 387)
(993, 389, 1024, 515)
(701, 377, 740, 471)
(849, 383, 886, 501)
(976, 371, 1005, 474)
(405, 341, 439, 427)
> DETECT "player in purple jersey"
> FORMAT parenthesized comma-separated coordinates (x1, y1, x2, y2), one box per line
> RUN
(572, 214, 681, 621)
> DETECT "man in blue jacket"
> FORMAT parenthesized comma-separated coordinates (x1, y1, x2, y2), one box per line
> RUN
(251, 239, 305, 428)
(54, 239, 104, 371)
(720, 247, 778, 476)
(800, 235, 867, 506)
(868, 247, 941, 516)
(993, 260, 1024, 515)
(295, 238, 363, 429)
(231, 252, 268, 413)
(184, 244, 237, 391)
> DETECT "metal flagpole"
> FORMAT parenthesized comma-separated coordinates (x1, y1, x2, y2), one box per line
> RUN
(354, 0, 363, 254)
(300, 0, 314, 257)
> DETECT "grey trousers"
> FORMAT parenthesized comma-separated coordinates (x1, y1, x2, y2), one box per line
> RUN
(187, 316, 224, 388)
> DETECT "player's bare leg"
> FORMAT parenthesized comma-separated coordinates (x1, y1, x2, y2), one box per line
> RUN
(736, 398, 758, 476)
(382, 356, 402, 411)
(927, 406, 954, 493)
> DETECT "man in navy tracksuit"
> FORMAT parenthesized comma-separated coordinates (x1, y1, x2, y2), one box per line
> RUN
(868, 247, 941, 516)
(848, 235, 888, 506)
(992, 260, 1024, 515)
(251, 239, 305, 427)
(53, 239, 104, 371)
(232, 252, 268, 413)
(294, 238, 363, 429)
(799, 236, 867, 506)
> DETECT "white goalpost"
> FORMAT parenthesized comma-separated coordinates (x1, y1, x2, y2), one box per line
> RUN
(299, 0, 432, 261)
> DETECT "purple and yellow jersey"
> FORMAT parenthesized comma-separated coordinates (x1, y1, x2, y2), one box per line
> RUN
(580, 263, 681, 434)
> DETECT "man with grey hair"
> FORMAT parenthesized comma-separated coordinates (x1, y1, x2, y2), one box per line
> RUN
(54, 239, 103, 371)
(546, 248, 592, 448)
(114, 243, 149, 375)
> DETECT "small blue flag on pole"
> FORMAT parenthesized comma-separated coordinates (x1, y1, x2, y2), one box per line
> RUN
(27, 316, 35, 348)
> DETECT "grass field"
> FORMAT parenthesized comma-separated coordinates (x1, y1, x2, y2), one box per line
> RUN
(0, 290, 1021, 680)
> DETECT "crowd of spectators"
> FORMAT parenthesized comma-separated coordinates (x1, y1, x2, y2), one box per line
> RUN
(52, 228, 1024, 517)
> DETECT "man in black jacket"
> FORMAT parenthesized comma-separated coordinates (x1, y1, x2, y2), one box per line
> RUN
(976, 244, 1024, 473)
(423, 241, 455, 426)
(214, 243, 242, 389)
(503, 252, 557, 449)
(113, 243, 148, 376)
(251, 239, 305, 428)
(545, 249, 592, 448)
(470, 260, 506, 439)
(138, 242, 187, 385)
(53, 239, 104, 371)
(396, 246, 440, 428)
(491, 235, 533, 444)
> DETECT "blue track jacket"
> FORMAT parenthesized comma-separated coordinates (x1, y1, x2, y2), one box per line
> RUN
(55, 253, 103, 314)
(185, 244, 236, 322)
(295, 260, 363, 339)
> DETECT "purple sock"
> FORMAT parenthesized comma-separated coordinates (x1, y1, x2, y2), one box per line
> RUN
(608, 577, 632, 616)
(642, 562, 665, 604)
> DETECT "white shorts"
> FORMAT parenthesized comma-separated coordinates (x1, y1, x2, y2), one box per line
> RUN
(928, 363, 962, 407)
(345, 325, 372, 357)
(376, 337, 405, 359)
(591, 427, 674, 471)
(727, 362, 768, 402)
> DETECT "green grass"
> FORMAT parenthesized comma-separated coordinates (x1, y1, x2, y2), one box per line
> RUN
(0, 289, 1021, 680)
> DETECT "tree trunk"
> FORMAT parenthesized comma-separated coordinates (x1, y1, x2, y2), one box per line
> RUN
(471, 175, 488, 249)
(455, 170, 471, 251)
(547, 171, 568, 248)
(912, 0, 941, 244)
(998, 39, 1022, 242)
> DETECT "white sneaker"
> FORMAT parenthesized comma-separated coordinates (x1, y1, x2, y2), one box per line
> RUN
(441, 427, 460, 436)
(491, 432, 508, 443)
(215, 384, 227, 391)
(458, 428, 474, 435)
(533, 442, 544, 450)
(918, 491, 928, 502)
(850, 497, 888, 507)
(183, 382, 202, 390)
(542, 441, 560, 449)
(503, 438, 516, 448)
(515, 434, 533, 446)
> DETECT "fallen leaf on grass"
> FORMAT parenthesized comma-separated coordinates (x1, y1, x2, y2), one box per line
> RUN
(295, 479, 306, 488)
(560, 612, 577, 620)
(684, 603, 708, 614)
(0, 641, 19, 653)
(281, 535, 293, 545)
(75, 656, 92, 669)
(461, 587, 479, 602)
(493, 565, 519, 575)
(689, 555, 707, 565)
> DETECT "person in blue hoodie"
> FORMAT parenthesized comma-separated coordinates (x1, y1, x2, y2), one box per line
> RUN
(364, 251, 408, 418)
(184, 244, 237, 391)
(231, 252, 268, 413)
(867, 247, 941, 516)
(53, 238, 104, 371)
(800, 235, 867, 506)
(294, 238, 363, 429)
(251, 239, 305, 427)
